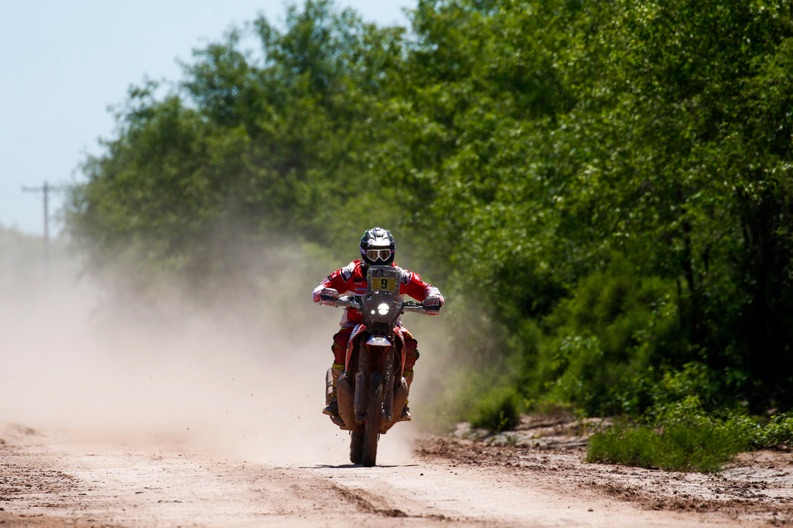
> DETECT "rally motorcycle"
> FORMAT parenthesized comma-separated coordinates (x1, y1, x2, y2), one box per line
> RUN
(320, 265, 432, 467)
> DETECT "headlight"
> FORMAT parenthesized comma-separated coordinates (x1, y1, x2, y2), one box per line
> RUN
(377, 302, 390, 316)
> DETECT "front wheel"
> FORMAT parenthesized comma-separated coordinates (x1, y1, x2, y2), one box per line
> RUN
(350, 429, 364, 465)
(362, 372, 383, 467)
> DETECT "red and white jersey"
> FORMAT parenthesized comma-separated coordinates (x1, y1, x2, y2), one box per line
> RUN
(312, 260, 443, 325)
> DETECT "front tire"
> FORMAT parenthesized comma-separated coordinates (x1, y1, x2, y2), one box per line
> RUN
(350, 429, 364, 465)
(362, 372, 383, 467)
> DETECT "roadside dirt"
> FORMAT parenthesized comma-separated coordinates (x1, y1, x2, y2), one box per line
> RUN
(2, 417, 791, 527)
(418, 415, 793, 527)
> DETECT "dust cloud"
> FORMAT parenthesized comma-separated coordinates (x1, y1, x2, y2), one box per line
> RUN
(0, 240, 417, 466)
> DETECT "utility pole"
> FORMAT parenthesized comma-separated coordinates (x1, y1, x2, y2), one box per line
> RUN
(22, 181, 66, 271)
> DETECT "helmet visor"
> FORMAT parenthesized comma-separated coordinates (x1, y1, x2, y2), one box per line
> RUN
(365, 248, 393, 262)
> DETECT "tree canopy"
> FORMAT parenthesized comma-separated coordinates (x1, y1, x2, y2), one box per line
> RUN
(65, 0, 793, 420)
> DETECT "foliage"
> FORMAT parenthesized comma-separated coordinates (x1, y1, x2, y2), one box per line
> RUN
(531, 254, 684, 415)
(587, 400, 793, 472)
(586, 421, 748, 473)
(63, 0, 793, 432)
(749, 411, 793, 449)
(469, 386, 522, 433)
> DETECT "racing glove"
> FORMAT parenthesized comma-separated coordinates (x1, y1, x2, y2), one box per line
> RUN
(318, 287, 339, 306)
(422, 295, 444, 315)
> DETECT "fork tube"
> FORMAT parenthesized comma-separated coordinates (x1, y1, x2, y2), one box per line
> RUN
(354, 342, 368, 421)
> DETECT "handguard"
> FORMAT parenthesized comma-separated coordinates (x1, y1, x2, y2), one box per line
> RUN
(422, 296, 442, 315)
(319, 288, 339, 306)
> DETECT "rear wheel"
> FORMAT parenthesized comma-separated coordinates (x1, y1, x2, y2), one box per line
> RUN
(362, 372, 383, 467)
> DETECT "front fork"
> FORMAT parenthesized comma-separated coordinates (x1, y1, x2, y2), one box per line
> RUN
(353, 346, 370, 423)
(353, 342, 393, 423)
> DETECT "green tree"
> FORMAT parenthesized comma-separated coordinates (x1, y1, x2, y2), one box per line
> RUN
(64, 0, 793, 421)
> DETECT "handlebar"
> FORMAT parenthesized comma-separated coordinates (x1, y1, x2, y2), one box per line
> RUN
(402, 300, 429, 314)
(331, 295, 361, 310)
(321, 294, 436, 315)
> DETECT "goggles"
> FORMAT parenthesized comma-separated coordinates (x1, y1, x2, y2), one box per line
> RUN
(365, 248, 393, 262)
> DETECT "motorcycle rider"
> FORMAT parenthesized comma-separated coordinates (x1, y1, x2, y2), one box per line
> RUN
(312, 227, 444, 423)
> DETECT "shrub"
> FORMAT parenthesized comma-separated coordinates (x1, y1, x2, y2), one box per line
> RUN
(469, 386, 522, 433)
(584, 402, 793, 473)
(750, 411, 793, 449)
(586, 421, 749, 472)
(533, 254, 685, 416)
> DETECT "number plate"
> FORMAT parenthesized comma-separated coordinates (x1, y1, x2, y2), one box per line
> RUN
(367, 266, 400, 293)
(372, 276, 397, 292)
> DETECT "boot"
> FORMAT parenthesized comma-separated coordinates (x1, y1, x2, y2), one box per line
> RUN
(322, 399, 339, 417)
(323, 365, 345, 426)
(398, 370, 414, 422)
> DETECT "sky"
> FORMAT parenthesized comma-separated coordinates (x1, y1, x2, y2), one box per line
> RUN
(1, 1, 413, 238)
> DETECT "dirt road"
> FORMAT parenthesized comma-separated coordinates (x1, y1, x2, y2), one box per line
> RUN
(2, 264, 790, 527)
(2, 422, 788, 528)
